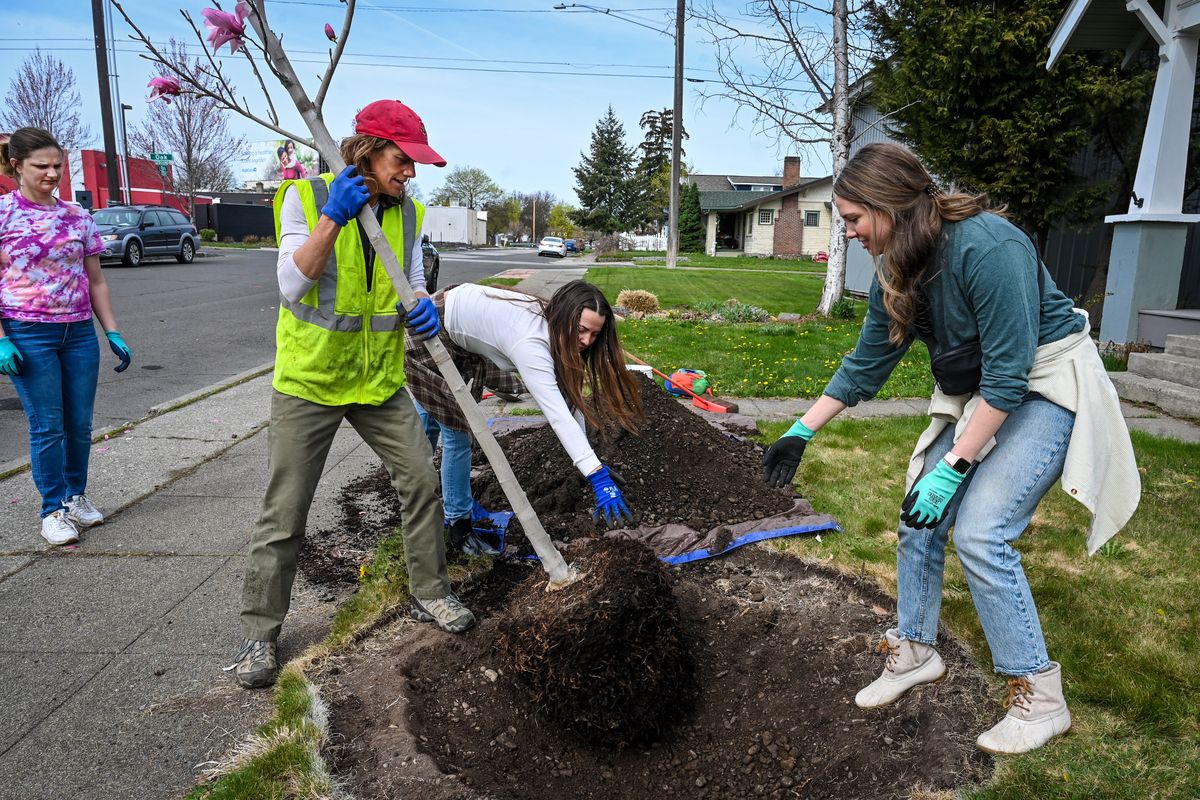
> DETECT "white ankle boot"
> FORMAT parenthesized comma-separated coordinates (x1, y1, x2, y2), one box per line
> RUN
(976, 661, 1071, 755)
(855, 628, 946, 709)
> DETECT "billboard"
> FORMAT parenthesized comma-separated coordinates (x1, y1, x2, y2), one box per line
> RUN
(232, 138, 319, 188)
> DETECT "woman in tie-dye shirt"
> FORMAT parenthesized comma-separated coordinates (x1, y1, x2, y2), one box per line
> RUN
(0, 127, 134, 546)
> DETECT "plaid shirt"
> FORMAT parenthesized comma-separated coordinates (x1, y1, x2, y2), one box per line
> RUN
(404, 288, 527, 432)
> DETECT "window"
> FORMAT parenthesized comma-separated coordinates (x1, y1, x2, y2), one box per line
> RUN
(805, 210, 820, 227)
(758, 209, 774, 225)
(168, 211, 190, 225)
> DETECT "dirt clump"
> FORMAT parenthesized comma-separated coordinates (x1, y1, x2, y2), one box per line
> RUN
(326, 548, 994, 800)
(475, 373, 796, 547)
(496, 538, 696, 747)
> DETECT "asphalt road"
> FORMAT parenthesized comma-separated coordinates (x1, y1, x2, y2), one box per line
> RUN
(0, 246, 578, 465)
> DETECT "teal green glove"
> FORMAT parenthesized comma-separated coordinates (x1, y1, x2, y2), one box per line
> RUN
(105, 330, 132, 373)
(900, 460, 968, 529)
(0, 337, 23, 376)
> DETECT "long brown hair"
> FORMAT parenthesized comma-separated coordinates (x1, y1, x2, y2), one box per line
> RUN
(834, 143, 1000, 345)
(503, 281, 643, 434)
(339, 134, 405, 205)
(1, 127, 62, 181)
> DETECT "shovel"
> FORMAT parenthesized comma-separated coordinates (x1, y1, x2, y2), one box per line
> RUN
(624, 351, 740, 414)
(249, 22, 578, 588)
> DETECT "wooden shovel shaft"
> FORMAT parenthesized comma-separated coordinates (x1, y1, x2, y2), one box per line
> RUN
(248, 14, 571, 585)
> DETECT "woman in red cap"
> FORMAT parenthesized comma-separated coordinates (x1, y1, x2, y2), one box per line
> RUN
(229, 100, 467, 690)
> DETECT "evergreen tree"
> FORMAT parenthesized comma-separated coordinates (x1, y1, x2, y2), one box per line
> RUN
(867, 0, 1153, 248)
(572, 107, 637, 234)
(632, 108, 687, 231)
(679, 182, 705, 252)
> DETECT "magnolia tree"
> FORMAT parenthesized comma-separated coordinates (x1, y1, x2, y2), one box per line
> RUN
(111, 0, 576, 585)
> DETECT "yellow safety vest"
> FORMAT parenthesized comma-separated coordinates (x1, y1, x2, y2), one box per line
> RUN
(271, 174, 425, 406)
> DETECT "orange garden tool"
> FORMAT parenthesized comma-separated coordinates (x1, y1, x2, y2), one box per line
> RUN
(624, 351, 739, 414)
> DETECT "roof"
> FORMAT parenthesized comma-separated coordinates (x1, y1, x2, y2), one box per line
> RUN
(690, 174, 784, 192)
(700, 176, 833, 212)
(1047, 0, 1161, 68)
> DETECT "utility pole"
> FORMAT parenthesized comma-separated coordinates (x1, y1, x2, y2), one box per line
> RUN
(666, 0, 684, 268)
(92, 0, 121, 206)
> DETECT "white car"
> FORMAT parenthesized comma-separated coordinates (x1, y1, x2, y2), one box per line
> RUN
(538, 236, 567, 258)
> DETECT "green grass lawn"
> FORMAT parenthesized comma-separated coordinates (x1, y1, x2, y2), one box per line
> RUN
(760, 417, 1200, 799)
(596, 251, 826, 272)
(587, 266, 828, 314)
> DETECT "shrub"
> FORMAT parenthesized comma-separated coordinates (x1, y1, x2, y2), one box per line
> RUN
(616, 289, 660, 314)
(242, 234, 261, 244)
(829, 296, 857, 320)
(719, 301, 770, 323)
(199, 228, 217, 241)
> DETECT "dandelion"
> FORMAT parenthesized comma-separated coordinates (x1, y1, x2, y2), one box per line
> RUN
(147, 75, 182, 103)
(202, 1, 251, 55)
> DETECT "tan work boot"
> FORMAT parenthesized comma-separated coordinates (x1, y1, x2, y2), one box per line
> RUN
(976, 661, 1071, 755)
(855, 628, 946, 709)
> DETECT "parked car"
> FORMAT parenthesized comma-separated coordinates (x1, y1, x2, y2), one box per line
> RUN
(538, 236, 567, 258)
(92, 205, 201, 266)
(422, 234, 441, 293)
(565, 238, 579, 253)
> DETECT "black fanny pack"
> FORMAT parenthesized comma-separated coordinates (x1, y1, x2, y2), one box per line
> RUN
(920, 243, 1045, 396)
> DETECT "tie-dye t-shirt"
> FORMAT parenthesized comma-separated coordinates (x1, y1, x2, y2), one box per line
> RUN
(0, 191, 104, 323)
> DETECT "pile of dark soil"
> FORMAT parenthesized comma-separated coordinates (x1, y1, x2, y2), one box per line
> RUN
(326, 548, 994, 800)
(475, 374, 796, 545)
(496, 538, 696, 747)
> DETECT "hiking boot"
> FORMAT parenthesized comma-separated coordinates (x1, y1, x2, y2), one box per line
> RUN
(65, 494, 104, 528)
(976, 661, 1071, 755)
(445, 517, 472, 562)
(223, 638, 278, 689)
(410, 593, 476, 634)
(40, 510, 80, 546)
(855, 628, 946, 709)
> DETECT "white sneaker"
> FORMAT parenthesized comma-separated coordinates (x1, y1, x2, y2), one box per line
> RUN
(41, 510, 80, 546)
(855, 628, 947, 709)
(65, 494, 104, 528)
(976, 662, 1072, 755)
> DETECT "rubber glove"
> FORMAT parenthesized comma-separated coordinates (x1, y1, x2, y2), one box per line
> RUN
(588, 465, 633, 529)
(321, 165, 369, 227)
(105, 330, 132, 373)
(396, 297, 440, 340)
(0, 337, 22, 376)
(762, 419, 815, 488)
(900, 460, 968, 530)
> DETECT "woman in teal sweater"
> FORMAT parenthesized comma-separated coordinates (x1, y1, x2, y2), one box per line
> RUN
(763, 143, 1134, 756)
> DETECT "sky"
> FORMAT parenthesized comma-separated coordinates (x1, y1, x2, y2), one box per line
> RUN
(0, 0, 833, 205)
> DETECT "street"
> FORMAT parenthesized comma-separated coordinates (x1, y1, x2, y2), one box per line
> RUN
(0, 246, 578, 465)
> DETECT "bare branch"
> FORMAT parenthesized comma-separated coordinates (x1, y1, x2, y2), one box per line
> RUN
(315, 0, 355, 109)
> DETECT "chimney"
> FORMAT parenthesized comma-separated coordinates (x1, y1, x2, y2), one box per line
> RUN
(783, 156, 802, 189)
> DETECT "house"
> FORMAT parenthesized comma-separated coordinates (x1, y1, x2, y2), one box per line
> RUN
(690, 157, 833, 259)
(423, 204, 488, 247)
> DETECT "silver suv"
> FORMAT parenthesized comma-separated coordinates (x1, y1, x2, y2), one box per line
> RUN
(93, 205, 201, 266)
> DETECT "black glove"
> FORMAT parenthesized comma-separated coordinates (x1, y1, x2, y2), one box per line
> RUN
(762, 436, 807, 487)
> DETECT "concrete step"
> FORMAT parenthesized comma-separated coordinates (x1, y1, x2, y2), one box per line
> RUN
(1109, 371, 1200, 420)
(1165, 334, 1200, 360)
(1127, 352, 1200, 390)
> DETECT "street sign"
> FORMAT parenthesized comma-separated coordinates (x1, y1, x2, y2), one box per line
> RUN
(149, 152, 174, 163)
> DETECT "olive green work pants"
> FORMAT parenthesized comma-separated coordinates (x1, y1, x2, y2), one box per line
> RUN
(240, 388, 448, 642)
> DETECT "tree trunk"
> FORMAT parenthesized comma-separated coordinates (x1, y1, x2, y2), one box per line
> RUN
(818, 0, 851, 315)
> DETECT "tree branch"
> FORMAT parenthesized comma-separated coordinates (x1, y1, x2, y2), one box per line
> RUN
(315, 0, 355, 110)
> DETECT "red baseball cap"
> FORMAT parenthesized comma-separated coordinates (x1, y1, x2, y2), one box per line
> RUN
(353, 100, 446, 167)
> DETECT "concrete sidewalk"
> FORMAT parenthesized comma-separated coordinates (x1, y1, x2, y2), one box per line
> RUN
(1, 325, 1197, 799)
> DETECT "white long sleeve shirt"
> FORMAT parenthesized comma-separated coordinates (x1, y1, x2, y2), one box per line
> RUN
(445, 283, 600, 477)
(275, 185, 426, 303)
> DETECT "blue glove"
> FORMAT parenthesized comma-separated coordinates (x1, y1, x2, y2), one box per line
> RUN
(397, 297, 440, 340)
(588, 465, 633, 529)
(762, 419, 815, 488)
(105, 330, 132, 373)
(900, 459, 969, 530)
(0, 337, 23, 376)
(321, 165, 369, 227)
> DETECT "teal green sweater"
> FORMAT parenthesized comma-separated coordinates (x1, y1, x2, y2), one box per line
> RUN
(824, 213, 1085, 413)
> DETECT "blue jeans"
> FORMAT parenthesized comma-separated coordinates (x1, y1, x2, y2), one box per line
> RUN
(896, 393, 1075, 676)
(2, 319, 100, 517)
(412, 396, 474, 523)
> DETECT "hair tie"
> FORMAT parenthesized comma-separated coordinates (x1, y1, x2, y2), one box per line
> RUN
(924, 184, 941, 198)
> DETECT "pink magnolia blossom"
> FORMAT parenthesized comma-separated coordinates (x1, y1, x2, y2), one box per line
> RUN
(202, 1, 251, 55)
(147, 75, 182, 103)
(324, 23, 337, 43)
